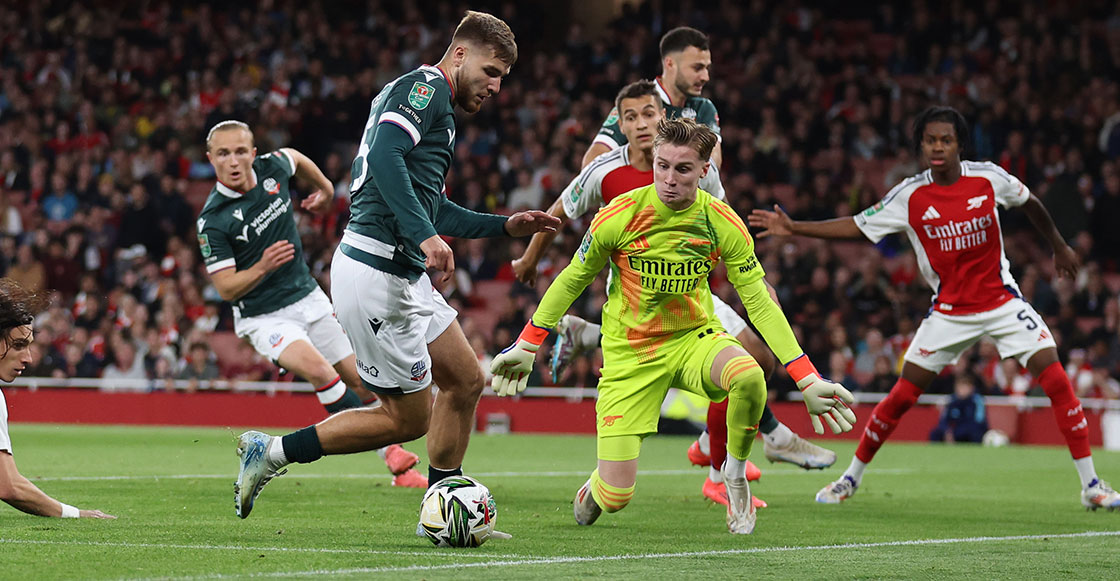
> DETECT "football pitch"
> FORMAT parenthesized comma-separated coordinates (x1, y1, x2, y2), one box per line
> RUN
(3, 424, 1118, 579)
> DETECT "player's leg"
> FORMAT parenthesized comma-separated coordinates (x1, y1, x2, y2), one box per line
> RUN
(733, 322, 837, 470)
(276, 341, 363, 413)
(817, 314, 963, 504)
(426, 318, 486, 486)
(995, 300, 1120, 509)
(550, 314, 602, 382)
(700, 338, 766, 534)
(573, 347, 665, 526)
(309, 304, 425, 487)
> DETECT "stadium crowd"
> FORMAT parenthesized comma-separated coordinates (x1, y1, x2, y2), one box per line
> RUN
(0, 1, 1118, 400)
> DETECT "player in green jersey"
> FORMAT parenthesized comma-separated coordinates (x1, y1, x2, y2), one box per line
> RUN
(582, 26, 722, 168)
(200, 121, 427, 501)
(491, 118, 856, 534)
(232, 12, 559, 521)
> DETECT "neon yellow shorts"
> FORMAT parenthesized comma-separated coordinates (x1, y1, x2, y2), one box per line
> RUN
(594, 325, 745, 452)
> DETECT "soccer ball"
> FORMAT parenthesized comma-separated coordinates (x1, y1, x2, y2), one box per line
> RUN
(982, 429, 1010, 447)
(418, 476, 497, 547)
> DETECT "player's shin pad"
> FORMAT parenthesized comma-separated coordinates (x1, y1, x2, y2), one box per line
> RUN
(785, 355, 857, 434)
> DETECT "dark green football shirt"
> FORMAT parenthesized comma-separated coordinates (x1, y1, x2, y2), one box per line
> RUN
(197, 151, 317, 317)
(346, 65, 507, 279)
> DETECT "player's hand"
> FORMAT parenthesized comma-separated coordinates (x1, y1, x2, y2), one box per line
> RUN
(1053, 243, 1079, 280)
(80, 509, 117, 519)
(300, 186, 334, 215)
(747, 205, 794, 238)
(511, 256, 539, 287)
(257, 240, 296, 273)
(785, 355, 858, 435)
(504, 211, 561, 237)
(490, 322, 550, 397)
(420, 235, 455, 283)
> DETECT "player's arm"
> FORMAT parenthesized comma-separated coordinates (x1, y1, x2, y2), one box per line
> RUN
(581, 142, 614, 168)
(715, 201, 856, 434)
(0, 451, 114, 518)
(511, 196, 569, 287)
(491, 207, 616, 396)
(201, 225, 294, 302)
(1020, 194, 1079, 280)
(748, 205, 864, 240)
(278, 148, 334, 215)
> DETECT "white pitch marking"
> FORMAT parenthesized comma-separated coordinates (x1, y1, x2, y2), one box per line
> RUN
(29, 467, 918, 482)
(129, 530, 1120, 580)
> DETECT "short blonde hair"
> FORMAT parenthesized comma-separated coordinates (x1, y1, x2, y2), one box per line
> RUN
(653, 118, 717, 161)
(206, 120, 253, 151)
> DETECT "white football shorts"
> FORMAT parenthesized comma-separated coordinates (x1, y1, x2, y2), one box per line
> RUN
(904, 297, 1056, 372)
(330, 246, 456, 395)
(233, 286, 353, 365)
(711, 294, 748, 337)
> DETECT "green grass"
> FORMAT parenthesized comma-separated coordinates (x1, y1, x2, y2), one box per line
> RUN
(2, 424, 1119, 580)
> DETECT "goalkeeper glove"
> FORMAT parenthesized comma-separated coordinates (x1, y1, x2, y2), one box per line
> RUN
(490, 321, 550, 397)
(785, 354, 858, 435)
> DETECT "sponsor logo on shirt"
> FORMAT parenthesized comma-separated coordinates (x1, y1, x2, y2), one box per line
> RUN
(966, 195, 986, 210)
(198, 234, 211, 257)
(921, 206, 941, 220)
(603, 107, 619, 125)
(232, 208, 244, 221)
(263, 177, 280, 195)
(923, 215, 993, 252)
(863, 201, 885, 217)
(356, 358, 379, 377)
(577, 231, 593, 263)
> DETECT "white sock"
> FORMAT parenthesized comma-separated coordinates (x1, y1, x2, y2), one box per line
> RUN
(845, 457, 867, 484)
(709, 466, 722, 482)
(579, 321, 602, 348)
(266, 436, 289, 470)
(698, 430, 711, 455)
(763, 422, 794, 448)
(376, 447, 388, 460)
(1074, 457, 1097, 488)
(722, 457, 748, 481)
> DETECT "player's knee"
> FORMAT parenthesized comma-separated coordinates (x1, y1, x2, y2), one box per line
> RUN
(724, 356, 765, 402)
(441, 366, 485, 402)
(590, 471, 635, 514)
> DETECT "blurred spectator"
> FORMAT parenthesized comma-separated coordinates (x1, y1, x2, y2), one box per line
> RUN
(176, 342, 220, 390)
(929, 375, 989, 444)
(6, 245, 45, 293)
(101, 336, 147, 384)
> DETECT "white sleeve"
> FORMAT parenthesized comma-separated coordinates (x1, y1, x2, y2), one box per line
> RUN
(699, 160, 725, 201)
(981, 162, 1031, 209)
(853, 182, 912, 244)
(0, 390, 11, 453)
(560, 166, 605, 220)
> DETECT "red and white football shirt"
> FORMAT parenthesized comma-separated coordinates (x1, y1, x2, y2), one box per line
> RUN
(854, 161, 1030, 315)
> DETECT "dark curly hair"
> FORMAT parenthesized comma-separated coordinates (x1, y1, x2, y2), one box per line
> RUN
(0, 278, 49, 354)
(912, 105, 970, 157)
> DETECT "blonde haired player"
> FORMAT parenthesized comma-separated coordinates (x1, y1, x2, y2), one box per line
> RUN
(492, 118, 856, 534)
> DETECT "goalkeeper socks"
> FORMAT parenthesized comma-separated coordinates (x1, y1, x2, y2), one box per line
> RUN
(428, 465, 462, 486)
(707, 399, 728, 473)
(758, 405, 780, 435)
(589, 469, 633, 513)
(281, 426, 324, 464)
(1038, 361, 1092, 460)
(324, 386, 363, 414)
(697, 430, 710, 456)
(855, 377, 922, 463)
(722, 355, 765, 461)
(763, 422, 794, 448)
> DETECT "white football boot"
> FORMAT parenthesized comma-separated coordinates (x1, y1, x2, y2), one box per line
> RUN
(815, 475, 859, 504)
(1081, 478, 1120, 511)
(573, 478, 603, 526)
(722, 467, 757, 534)
(764, 433, 838, 470)
(234, 430, 286, 519)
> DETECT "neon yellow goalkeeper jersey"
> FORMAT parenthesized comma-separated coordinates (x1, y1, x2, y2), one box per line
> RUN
(532, 184, 802, 364)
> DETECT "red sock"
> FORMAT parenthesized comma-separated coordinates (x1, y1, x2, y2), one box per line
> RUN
(1038, 361, 1091, 459)
(707, 399, 728, 472)
(855, 377, 923, 463)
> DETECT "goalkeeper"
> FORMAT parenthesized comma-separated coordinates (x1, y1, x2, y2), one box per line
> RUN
(491, 118, 856, 535)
